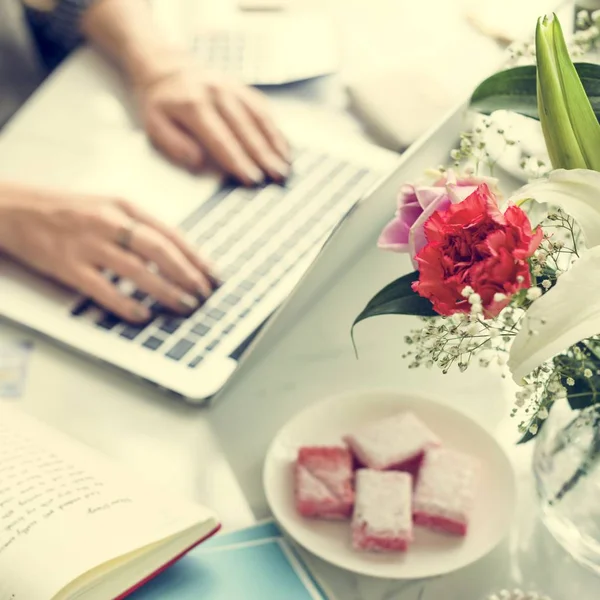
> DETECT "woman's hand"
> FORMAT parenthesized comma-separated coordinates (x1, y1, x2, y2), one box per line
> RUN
(0, 184, 215, 323)
(134, 65, 291, 186)
(79, 0, 291, 184)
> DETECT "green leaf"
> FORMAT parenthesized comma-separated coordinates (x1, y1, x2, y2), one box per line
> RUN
(353, 271, 437, 333)
(554, 350, 600, 410)
(469, 63, 600, 121)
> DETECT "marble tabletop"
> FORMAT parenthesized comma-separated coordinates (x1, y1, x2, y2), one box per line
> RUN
(0, 0, 597, 599)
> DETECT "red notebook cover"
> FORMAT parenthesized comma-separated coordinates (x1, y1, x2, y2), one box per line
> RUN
(114, 523, 222, 600)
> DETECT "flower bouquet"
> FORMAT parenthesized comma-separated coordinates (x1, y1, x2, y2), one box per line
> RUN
(353, 14, 600, 572)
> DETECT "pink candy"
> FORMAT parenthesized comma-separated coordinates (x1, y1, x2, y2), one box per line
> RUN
(295, 446, 354, 519)
(344, 412, 440, 471)
(413, 447, 478, 536)
(352, 469, 413, 552)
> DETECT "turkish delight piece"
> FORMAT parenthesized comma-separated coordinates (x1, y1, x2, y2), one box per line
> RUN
(344, 411, 440, 471)
(295, 446, 354, 519)
(351, 469, 413, 552)
(413, 447, 478, 536)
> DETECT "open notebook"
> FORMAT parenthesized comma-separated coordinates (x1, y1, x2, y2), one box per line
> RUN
(0, 404, 219, 600)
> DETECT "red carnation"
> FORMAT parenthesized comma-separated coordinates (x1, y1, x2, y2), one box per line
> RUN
(412, 183, 543, 317)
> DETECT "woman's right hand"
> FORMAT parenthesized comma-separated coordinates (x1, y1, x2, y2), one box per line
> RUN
(0, 183, 216, 322)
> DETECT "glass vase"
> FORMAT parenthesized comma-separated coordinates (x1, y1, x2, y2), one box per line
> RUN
(533, 399, 600, 575)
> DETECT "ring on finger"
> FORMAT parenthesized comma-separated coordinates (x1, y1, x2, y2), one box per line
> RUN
(115, 220, 138, 251)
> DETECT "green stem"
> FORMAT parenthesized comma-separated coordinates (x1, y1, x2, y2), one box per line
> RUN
(550, 416, 600, 505)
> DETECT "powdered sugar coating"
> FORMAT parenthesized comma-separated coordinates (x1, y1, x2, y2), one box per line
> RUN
(344, 412, 440, 470)
(352, 469, 413, 551)
(413, 447, 478, 536)
(295, 446, 354, 519)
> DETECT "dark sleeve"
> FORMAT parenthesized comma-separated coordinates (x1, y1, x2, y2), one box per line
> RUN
(25, 0, 99, 69)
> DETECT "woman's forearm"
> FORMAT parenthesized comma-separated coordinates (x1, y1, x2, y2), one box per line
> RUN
(80, 0, 186, 87)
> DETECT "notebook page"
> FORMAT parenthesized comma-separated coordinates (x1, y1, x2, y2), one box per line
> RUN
(0, 404, 216, 600)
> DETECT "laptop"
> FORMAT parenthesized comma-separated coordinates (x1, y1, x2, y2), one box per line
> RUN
(0, 120, 396, 403)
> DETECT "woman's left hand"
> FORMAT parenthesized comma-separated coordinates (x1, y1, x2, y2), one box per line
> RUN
(134, 64, 291, 186)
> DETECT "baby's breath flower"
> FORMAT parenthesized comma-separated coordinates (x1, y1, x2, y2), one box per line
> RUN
(532, 265, 543, 276)
(526, 287, 542, 301)
(471, 303, 483, 315)
(541, 279, 552, 290)
(567, 377, 575, 386)
(577, 9, 591, 29)
(461, 286, 474, 298)
(468, 293, 481, 305)
(585, 369, 593, 378)
(537, 407, 549, 420)
(529, 423, 539, 435)
(451, 313, 464, 325)
(466, 323, 480, 336)
(548, 380, 562, 393)
(493, 292, 507, 303)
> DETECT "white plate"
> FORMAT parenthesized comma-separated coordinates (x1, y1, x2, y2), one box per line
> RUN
(263, 390, 516, 579)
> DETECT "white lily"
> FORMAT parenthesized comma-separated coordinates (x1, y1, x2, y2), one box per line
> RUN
(513, 169, 600, 247)
(508, 169, 600, 382)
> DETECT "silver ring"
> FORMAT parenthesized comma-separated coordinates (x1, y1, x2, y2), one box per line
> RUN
(115, 221, 137, 251)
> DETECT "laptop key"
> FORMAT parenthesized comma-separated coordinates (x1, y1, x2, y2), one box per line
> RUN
(188, 355, 204, 368)
(205, 340, 219, 352)
(207, 307, 225, 320)
(221, 294, 240, 306)
(238, 279, 254, 291)
(255, 261, 272, 276)
(143, 336, 164, 351)
(71, 298, 94, 317)
(160, 317, 184, 334)
(121, 325, 145, 340)
(191, 322, 211, 337)
(166, 339, 195, 361)
(96, 313, 121, 330)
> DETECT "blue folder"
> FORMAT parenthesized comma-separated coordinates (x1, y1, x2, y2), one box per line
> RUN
(129, 520, 328, 599)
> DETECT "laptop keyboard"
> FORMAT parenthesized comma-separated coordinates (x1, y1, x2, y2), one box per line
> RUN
(70, 150, 378, 368)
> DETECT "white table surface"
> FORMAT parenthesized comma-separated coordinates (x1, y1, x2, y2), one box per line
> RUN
(1, 1, 598, 599)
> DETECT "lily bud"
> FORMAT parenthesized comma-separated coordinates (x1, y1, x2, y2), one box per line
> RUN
(536, 14, 600, 170)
